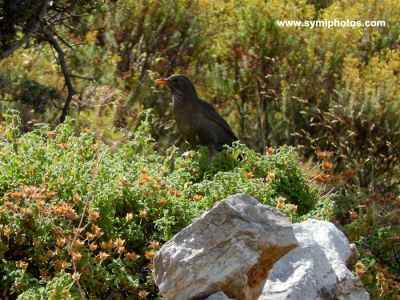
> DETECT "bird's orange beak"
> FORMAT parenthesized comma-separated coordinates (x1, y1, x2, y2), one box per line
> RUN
(154, 78, 169, 85)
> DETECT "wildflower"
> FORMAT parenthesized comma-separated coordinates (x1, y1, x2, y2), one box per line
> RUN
(145, 250, 156, 260)
(126, 213, 133, 221)
(115, 238, 125, 248)
(89, 243, 98, 251)
(139, 210, 148, 218)
(266, 146, 274, 154)
(46, 191, 56, 199)
(192, 194, 202, 202)
(3, 226, 12, 238)
(89, 210, 100, 221)
(73, 194, 81, 202)
(151, 240, 160, 249)
(159, 198, 167, 206)
(95, 252, 110, 263)
(4, 201, 18, 212)
(56, 260, 71, 270)
(19, 207, 32, 216)
(82, 127, 91, 133)
(10, 191, 23, 200)
(71, 251, 82, 261)
(139, 174, 150, 185)
(74, 227, 84, 235)
(56, 237, 66, 247)
(266, 172, 276, 182)
(51, 203, 78, 220)
(245, 172, 254, 179)
(125, 252, 140, 261)
(151, 184, 160, 191)
(276, 196, 286, 210)
(16, 261, 28, 269)
(86, 232, 96, 241)
(138, 290, 149, 298)
(101, 240, 114, 251)
(57, 143, 67, 150)
(322, 161, 333, 172)
(170, 190, 182, 197)
(47, 131, 57, 137)
(289, 204, 298, 213)
(91, 224, 102, 236)
(120, 176, 128, 186)
(354, 261, 365, 277)
(75, 239, 85, 248)
(72, 272, 81, 281)
(118, 246, 126, 254)
(316, 150, 333, 160)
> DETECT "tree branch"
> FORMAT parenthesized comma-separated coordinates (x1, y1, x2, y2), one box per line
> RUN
(0, 1, 49, 61)
(44, 32, 76, 123)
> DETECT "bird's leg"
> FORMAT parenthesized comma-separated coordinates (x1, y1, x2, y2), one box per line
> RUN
(208, 145, 215, 161)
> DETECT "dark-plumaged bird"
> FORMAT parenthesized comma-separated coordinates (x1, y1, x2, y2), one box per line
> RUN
(155, 74, 238, 156)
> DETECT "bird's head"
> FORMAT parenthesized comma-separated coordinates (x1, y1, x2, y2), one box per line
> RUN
(155, 74, 197, 100)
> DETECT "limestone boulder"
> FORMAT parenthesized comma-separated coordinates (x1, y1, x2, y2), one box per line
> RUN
(153, 193, 298, 300)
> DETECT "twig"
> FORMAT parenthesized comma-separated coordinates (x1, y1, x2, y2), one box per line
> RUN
(0, 1, 49, 61)
(44, 32, 77, 123)
(70, 74, 95, 81)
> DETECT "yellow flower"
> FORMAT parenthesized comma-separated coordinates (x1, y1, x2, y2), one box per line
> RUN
(138, 290, 149, 298)
(139, 210, 148, 218)
(276, 196, 286, 210)
(125, 252, 140, 261)
(266, 172, 276, 182)
(85, 31, 98, 43)
(89, 210, 100, 221)
(118, 246, 126, 254)
(125, 213, 133, 221)
(150, 240, 160, 249)
(95, 252, 110, 263)
(75, 239, 85, 248)
(3, 226, 12, 238)
(192, 194, 203, 202)
(245, 172, 254, 179)
(99, 251, 110, 261)
(322, 161, 333, 172)
(89, 243, 98, 251)
(115, 238, 125, 248)
(101, 240, 115, 251)
(70, 250, 82, 261)
(119, 176, 128, 186)
(47, 131, 57, 137)
(159, 198, 167, 206)
(10, 191, 23, 200)
(355, 261, 365, 277)
(145, 250, 156, 260)
(73, 194, 81, 202)
(56, 237, 66, 247)
(315, 150, 333, 160)
(86, 232, 96, 241)
(16, 261, 28, 269)
(61, 260, 71, 269)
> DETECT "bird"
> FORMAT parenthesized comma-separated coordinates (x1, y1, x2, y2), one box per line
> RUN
(155, 74, 238, 157)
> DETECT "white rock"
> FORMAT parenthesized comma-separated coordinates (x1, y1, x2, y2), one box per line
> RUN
(261, 219, 369, 300)
(153, 193, 298, 300)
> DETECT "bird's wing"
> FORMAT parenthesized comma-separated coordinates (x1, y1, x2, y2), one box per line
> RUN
(197, 99, 238, 140)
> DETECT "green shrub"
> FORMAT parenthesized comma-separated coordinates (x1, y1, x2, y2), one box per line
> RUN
(0, 110, 329, 298)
